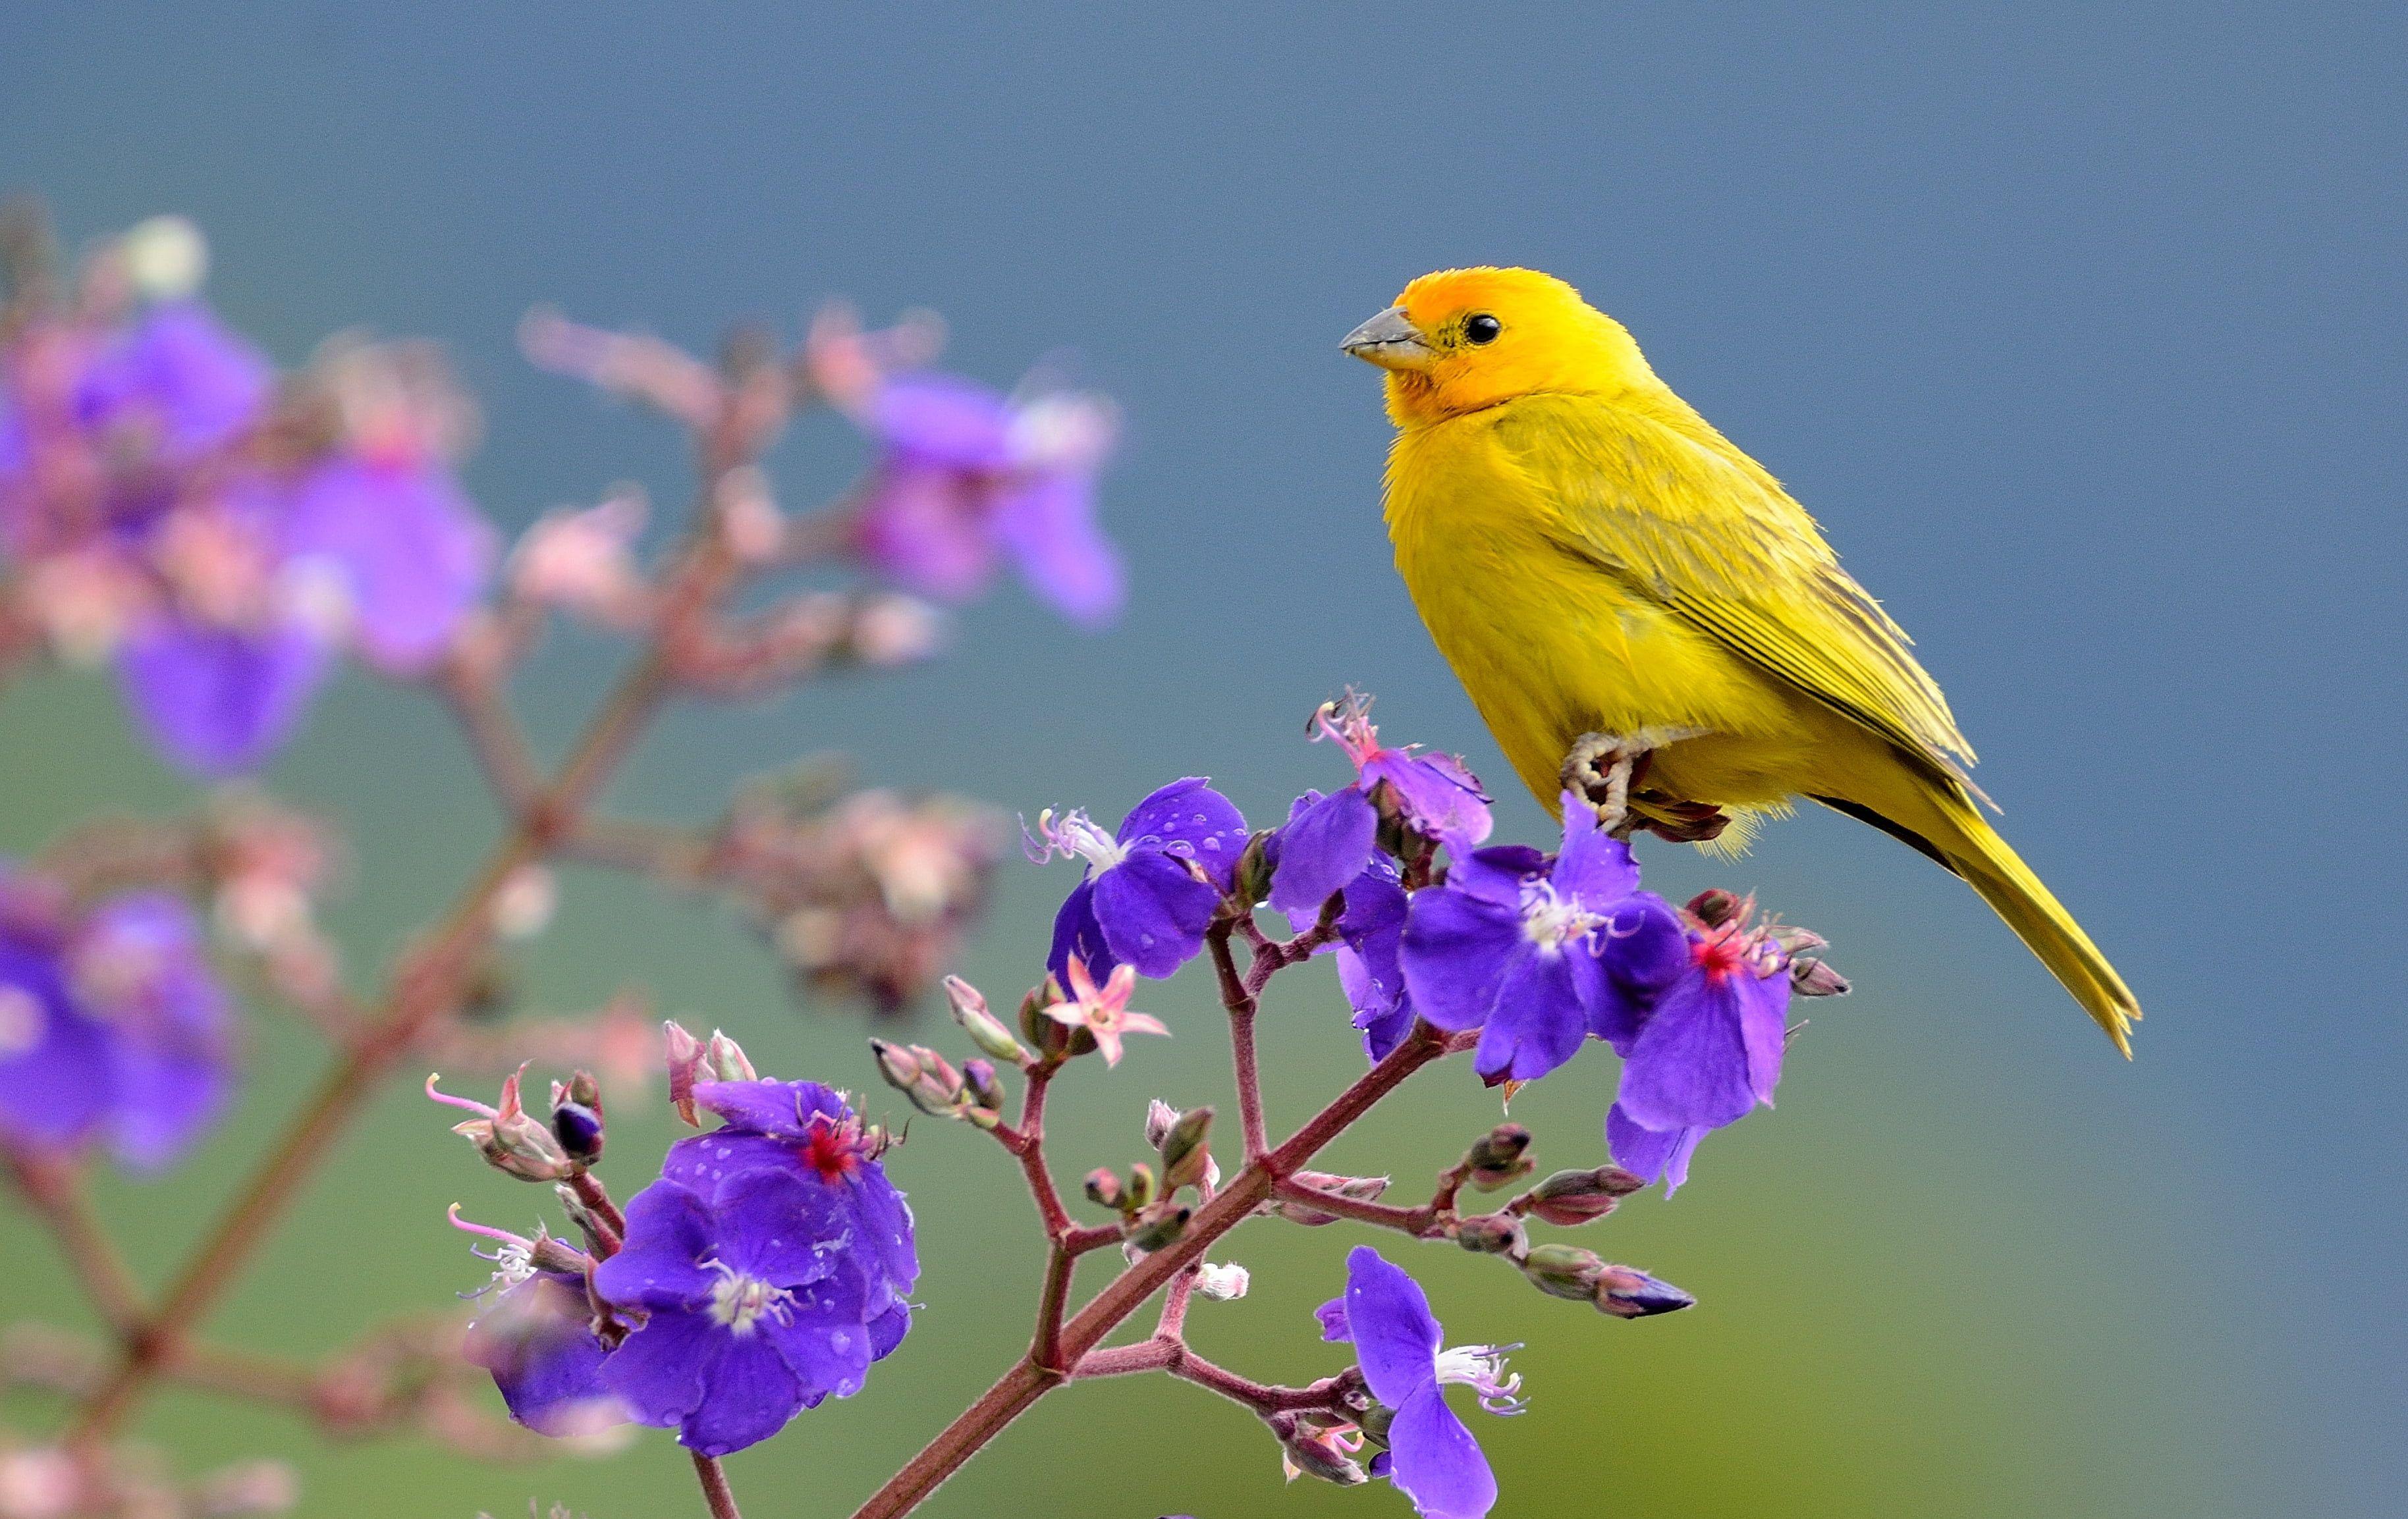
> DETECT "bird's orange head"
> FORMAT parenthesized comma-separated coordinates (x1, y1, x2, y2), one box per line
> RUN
(1341, 267, 1656, 428)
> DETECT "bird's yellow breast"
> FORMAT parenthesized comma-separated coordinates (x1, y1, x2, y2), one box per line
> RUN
(1384, 401, 1823, 810)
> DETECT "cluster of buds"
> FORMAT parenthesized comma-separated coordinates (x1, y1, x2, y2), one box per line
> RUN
(1518, 1246, 1697, 1319)
(1081, 1102, 1217, 1257)
(1263, 1171, 1393, 1227)
(869, 1039, 1006, 1131)
(1269, 1402, 1372, 1488)
(711, 777, 1007, 1014)
(425, 1065, 605, 1184)
(661, 1021, 755, 1126)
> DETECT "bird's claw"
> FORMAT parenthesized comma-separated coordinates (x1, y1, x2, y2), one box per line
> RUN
(1561, 729, 1730, 842)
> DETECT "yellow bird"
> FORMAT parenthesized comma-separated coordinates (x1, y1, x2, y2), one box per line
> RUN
(1342, 266, 2140, 1052)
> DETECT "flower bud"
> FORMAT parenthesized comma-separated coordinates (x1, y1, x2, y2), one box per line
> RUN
(1521, 1166, 1640, 1227)
(1193, 1262, 1250, 1302)
(1686, 888, 1743, 927)
(1463, 1123, 1535, 1191)
(550, 1099, 605, 1167)
(871, 1039, 965, 1116)
(663, 1020, 706, 1125)
(962, 1057, 1006, 1114)
(1157, 1106, 1215, 1194)
(1791, 956, 1851, 998)
(944, 975, 1027, 1063)
(1271, 1414, 1368, 1487)
(439, 1067, 577, 1183)
(1083, 1167, 1124, 1212)
(1454, 1212, 1526, 1256)
(1232, 830, 1274, 907)
(1265, 1172, 1390, 1226)
(1123, 1162, 1157, 1212)
(1122, 1202, 1191, 1255)
(1143, 1098, 1180, 1150)
(1595, 1264, 1696, 1319)
(705, 1030, 756, 1082)
(1018, 978, 1089, 1062)
(1520, 1242, 1610, 1302)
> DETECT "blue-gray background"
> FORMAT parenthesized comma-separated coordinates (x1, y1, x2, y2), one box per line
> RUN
(2, 5, 2400, 1518)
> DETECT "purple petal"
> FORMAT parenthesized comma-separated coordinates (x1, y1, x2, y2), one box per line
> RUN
(1387, 1381, 1498, 1519)
(1398, 890, 1521, 1033)
(677, 1330, 805, 1456)
(108, 1048, 227, 1173)
(867, 375, 1016, 469)
(1587, 896, 1688, 1048)
(598, 1306, 715, 1430)
(116, 615, 331, 777)
(1091, 849, 1218, 979)
(846, 1166, 920, 1300)
(1116, 778, 1247, 890)
(76, 301, 271, 459)
(766, 1264, 873, 1402)
(76, 892, 233, 1169)
(1614, 971, 1763, 1133)
(662, 1131, 798, 1200)
(593, 1179, 720, 1311)
(866, 1301, 912, 1362)
(463, 1271, 623, 1437)
(853, 461, 999, 601)
(1045, 876, 1118, 988)
(995, 471, 1122, 628)
(1363, 751, 1492, 848)
(1268, 787, 1376, 920)
(1471, 947, 1595, 1084)
(1550, 800, 1641, 903)
(715, 1167, 850, 1288)
(1442, 845, 1545, 908)
(1342, 1246, 1442, 1410)
(690, 1079, 850, 1141)
(1315, 1295, 1352, 1343)
(285, 458, 494, 673)
(1607, 1104, 1707, 1197)
(0, 940, 111, 1152)
(1739, 968, 1792, 1107)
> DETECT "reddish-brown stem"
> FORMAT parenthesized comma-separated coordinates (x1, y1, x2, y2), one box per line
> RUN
(1031, 1246, 1077, 1375)
(1014, 1067, 1070, 1238)
(1272, 1176, 1444, 1237)
(1068, 1336, 1333, 1417)
(3, 1152, 147, 1334)
(1207, 922, 1269, 1161)
(436, 657, 544, 814)
(566, 1171, 627, 1254)
(843, 1022, 1451, 1519)
(692, 1452, 744, 1519)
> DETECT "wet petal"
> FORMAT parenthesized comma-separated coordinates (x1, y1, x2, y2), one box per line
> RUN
(1116, 778, 1247, 890)
(767, 1264, 873, 1403)
(1471, 947, 1593, 1084)
(677, 1329, 804, 1456)
(1045, 876, 1117, 988)
(1091, 850, 1218, 978)
(593, 1179, 720, 1311)
(690, 1079, 848, 1141)
(715, 1167, 848, 1288)
(1398, 890, 1521, 1033)
(1550, 798, 1641, 903)
(598, 1306, 714, 1430)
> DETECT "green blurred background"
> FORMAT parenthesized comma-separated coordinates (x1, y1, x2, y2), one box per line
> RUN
(3, 5, 2401, 1517)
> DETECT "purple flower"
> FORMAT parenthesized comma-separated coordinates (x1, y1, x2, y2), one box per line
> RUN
(1030, 778, 1247, 982)
(74, 300, 271, 462)
(283, 456, 495, 673)
(0, 884, 234, 1171)
(1269, 694, 1491, 920)
(1604, 912, 1793, 1196)
(850, 374, 1122, 627)
(1398, 794, 1685, 1084)
(462, 1266, 626, 1439)
(657, 1079, 918, 1362)
(1320, 1246, 1521, 1519)
(116, 614, 331, 778)
(593, 1169, 880, 1456)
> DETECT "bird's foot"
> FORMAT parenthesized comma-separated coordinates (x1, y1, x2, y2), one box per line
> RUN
(1560, 728, 1725, 841)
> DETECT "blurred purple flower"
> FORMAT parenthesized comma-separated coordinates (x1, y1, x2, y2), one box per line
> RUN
(74, 300, 271, 462)
(1029, 778, 1247, 983)
(283, 456, 495, 673)
(593, 1169, 880, 1456)
(0, 884, 234, 1171)
(1321, 1246, 1520, 1519)
(462, 1266, 626, 1439)
(116, 614, 331, 778)
(659, 1079, 917, 1364)
(1398, 795, 1685, 1084)
(1270, 693, 1490, 922)
(850, 374, 1122, 627)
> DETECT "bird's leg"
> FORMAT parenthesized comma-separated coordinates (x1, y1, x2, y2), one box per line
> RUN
(1561, 732, 1645, 834)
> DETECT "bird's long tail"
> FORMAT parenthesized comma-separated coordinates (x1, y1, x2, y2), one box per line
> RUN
(1833, 783, 2141, 1054)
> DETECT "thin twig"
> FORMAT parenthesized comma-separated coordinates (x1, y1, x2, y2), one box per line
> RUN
(1272, 1176, 1443, 1237)
(3, 1151, 146, 1333)
(692, 1452, 744, 1519)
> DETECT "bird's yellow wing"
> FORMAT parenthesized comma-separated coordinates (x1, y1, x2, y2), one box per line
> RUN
(1491, 392, 1979, 791)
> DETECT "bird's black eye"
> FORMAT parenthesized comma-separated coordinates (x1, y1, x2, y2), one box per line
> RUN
(1464, 313, 1502, 346)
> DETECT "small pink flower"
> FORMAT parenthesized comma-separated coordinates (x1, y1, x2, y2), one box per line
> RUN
(1045, 955, 1168, 1068)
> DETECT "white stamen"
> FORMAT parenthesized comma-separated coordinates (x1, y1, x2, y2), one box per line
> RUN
(703, 1259, 797, 1337)
(1025, 808, 1129, 872)
(1434, 1343, 1527, 1415)
(1518, 880, 1602, 951)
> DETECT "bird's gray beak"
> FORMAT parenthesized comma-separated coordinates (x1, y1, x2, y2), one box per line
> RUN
(1340, 305, 1435, 371)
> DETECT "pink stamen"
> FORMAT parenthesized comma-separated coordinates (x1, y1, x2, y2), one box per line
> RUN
(424, 1073, 497, 1119)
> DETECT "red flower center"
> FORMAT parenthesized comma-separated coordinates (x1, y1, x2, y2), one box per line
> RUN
(798, 1117, 865, 1183)
(1691, 927, 1751, 983)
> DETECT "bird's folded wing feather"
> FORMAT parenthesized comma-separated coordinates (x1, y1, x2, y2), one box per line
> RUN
(1494, 393, 1979, 791)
